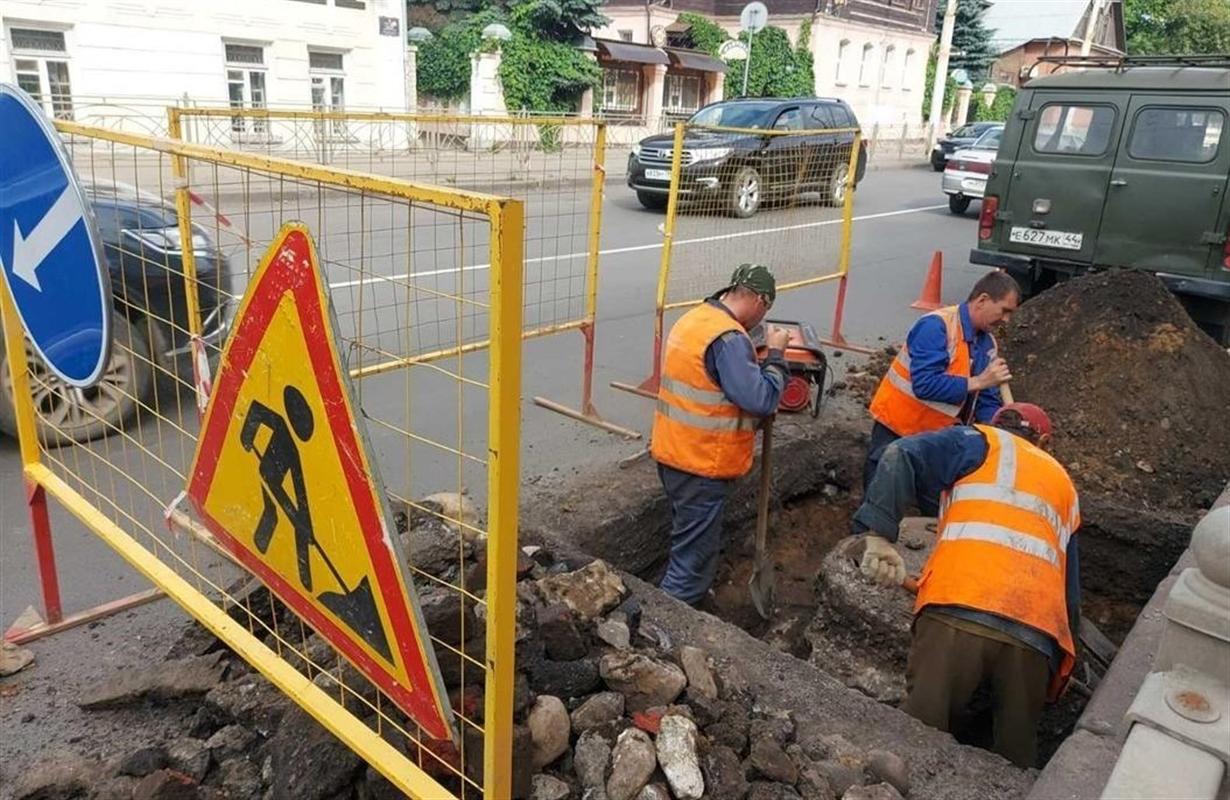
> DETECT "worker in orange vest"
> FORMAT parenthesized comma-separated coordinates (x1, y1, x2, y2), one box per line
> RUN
(864, 271, 1021, 502)
(853, 403, 1080, 768)
(651, 264, 790, 605)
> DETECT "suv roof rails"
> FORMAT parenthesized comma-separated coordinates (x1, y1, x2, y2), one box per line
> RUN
(1029, 53, 1230, 77)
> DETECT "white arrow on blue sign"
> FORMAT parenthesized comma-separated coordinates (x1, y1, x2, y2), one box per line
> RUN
(0, 83, 111, 387)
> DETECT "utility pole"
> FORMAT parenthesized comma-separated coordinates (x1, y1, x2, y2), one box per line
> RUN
(927, 0, 958, 150)
(1080, 0, 1106, 56)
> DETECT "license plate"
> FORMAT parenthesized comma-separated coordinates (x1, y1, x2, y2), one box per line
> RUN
(644, 168, 671, 181)
(1009, 226, 1083, 250)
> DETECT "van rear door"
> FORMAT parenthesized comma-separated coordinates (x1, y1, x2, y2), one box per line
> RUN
(999, 93, 1122, 262)
(1094, 96, 1230, 277)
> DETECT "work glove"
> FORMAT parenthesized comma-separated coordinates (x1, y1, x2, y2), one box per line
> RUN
(860, 535, 906, 588)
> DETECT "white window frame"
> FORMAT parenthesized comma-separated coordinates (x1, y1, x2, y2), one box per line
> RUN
(600, 67, 641, 115)
(7, 25, 74, 120)
(881, 45, 896, 89)
(664, 73, 703, 115)
(902, 48, 916, 91)
(859, 43, 875, 88)
(835, 39, 851, 86)
(618, 29, 634, 42)
(224, 41, 269, 136)
(308, 48, 349, 138)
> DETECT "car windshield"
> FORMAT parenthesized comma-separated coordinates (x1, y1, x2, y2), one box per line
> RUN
(972, 128, 1002, 150)
(689, 102, 777, 129)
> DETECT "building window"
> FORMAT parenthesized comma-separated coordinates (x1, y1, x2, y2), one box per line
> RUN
(225, 42, 267, 134)
(835, 39, 850, 85)
(308, 49, 346, 136)
(859, 44, 875, 87)
(9, 27, 73, 119)
(881, 45, 896, 89)
(618, 29, 634, 42)
(902, 48, 916, 90)
(664, 73, 702, 115)
(600, 68, 641, 114)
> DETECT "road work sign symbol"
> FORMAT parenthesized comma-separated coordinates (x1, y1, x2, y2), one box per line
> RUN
(186, 223, 453, 741)
(0, 83, 112, 386)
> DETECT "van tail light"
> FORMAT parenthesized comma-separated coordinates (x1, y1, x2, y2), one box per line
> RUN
(979, 196, 999, 241)
(1223, 232, 1230, 270)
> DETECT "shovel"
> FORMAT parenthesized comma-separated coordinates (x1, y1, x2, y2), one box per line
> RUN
(748, 416, 776, 619)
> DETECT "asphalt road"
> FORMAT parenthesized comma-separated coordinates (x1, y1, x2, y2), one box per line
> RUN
(0, 163, 993, 628)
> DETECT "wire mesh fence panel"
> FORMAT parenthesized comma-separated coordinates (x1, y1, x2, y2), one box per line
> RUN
(2, 120, 523, 799)
(651, 122, 862, 310)
(172, 109, 603, 347)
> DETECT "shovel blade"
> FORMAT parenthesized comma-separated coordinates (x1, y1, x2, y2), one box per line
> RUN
(748, 562, 775, 620)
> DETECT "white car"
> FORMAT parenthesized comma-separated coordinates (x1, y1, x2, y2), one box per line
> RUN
(942, 127, 1002, 214)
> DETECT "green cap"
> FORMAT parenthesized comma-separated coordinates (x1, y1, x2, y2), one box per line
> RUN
(726, 263, 776, 304)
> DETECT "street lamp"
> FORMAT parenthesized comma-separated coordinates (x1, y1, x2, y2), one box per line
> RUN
(407, 27, 433, 45)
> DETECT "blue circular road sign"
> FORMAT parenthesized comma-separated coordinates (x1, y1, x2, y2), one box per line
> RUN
(0, 83, 111, 387)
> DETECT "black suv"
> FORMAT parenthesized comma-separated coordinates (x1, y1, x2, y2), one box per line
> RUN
(0, 184, 232, 445)
(628, 98, 868, 217)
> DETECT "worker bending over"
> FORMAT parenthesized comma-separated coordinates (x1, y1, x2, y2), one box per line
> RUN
(865, 271, 1021, 490)
(651, 264, 789, 605)
(853, 403, 1081, 768)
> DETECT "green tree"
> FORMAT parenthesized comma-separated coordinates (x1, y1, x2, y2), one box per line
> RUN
(1125, 0, 1230, 54)
(727, 26, 815, 97)
(416, 9, 507, 100)
(936, 0, 998, 79)
(970, 85, 1016, 122)
(676, 12, 730, 55)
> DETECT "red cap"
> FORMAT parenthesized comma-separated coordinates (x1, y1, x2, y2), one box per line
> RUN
(992, 402, 1053, 437)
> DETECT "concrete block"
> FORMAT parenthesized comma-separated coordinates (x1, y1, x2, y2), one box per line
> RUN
(1025, 728, 1122, 800)
(1101, 725, 1225, 799)
(1124, 669, 1230, 763)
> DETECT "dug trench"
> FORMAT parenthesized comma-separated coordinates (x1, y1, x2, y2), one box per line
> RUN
(526, 402, 1195, 773)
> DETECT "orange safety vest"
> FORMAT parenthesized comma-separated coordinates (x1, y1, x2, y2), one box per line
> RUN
(916, 424, 1081, 699)
(650, 303, 760, 480)
(869, 305, 993, 437)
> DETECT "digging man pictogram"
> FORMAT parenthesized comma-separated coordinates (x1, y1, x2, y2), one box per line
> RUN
(240, 385, 393, 661)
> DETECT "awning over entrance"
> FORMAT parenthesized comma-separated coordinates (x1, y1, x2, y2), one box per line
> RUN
(666, 48, 727, 74)
(593, 38, 671, 66)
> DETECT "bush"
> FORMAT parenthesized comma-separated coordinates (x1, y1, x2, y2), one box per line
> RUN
(970, 85, 1016, 123)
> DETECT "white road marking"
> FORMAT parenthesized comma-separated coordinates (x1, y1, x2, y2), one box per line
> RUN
(327, 203, 948, 291)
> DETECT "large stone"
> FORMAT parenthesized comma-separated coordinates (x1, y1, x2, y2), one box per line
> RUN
(528, 695, 571, 768)
(599, 653, 686, 712)
(165, 738, 211, 782)
(420, 588, 479, 648)
(268, 705, 364, 800)
(78, 653, 226, 709)
(706, 721, 749, 757)
(749, 710, 795, 747)
(539, 604, 588, 661)
(751, 738, 799, 785)
(403, 515, 473, 580)
(202, 674, 287, 736)
(12, 756, 104, 800)
(595, 618, 632, 650)
(527, 656, 603, 699)
(217, 758, 263, 800)
(571, 692, 626, 733)
(796, 764, 837, 800)
(606, 727, 657, 800)
(532, 774, 573, 800)
(656, 715, 704, 800)
(864, 750, 909, 797)
(841, 784, 904, 800)
(116, 746, 169, 778)
(205, 725, 258, 761)
(93, 776, 141, 800)
(513, 725, 537, 798)
(748, 783, 803, 800)
(678, 646, 718, 700)
(815, 761, 863, 798)
(575, 729, 613, 789)
(538, 560, 626, 621)
(132, 770, 200, 800)
(702, 744, 750, 800)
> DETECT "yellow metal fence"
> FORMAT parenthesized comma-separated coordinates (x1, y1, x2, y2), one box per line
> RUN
(1, 121, 523, 799)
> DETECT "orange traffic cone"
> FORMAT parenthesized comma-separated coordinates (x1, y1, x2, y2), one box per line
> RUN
(910, 251, 944, 311)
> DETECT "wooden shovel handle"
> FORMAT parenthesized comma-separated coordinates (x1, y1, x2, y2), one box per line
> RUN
(901, 575, 920, 594)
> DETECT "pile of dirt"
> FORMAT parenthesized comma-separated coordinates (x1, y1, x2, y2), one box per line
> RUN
(831, 346, 897, 408)
(999, 270, 1230, 512)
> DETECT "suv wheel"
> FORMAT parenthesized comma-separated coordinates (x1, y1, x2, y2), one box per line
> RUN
(636, 191, 668, 211)
(0, 311, 156, 447)
(948, 195, 972, 215)
(727, 166, 762, 218)
(823, 164, 851, 207)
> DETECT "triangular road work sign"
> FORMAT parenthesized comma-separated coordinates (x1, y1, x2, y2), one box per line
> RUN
(186, 223, 454, 741)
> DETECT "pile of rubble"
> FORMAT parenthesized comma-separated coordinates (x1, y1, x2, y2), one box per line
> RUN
(10, 551, 919, 800)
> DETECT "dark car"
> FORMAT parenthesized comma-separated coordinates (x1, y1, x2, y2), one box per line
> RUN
(627, 98, 868, 218)
(0, 184, 232, 444)
(930, 121, 1004, 171)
